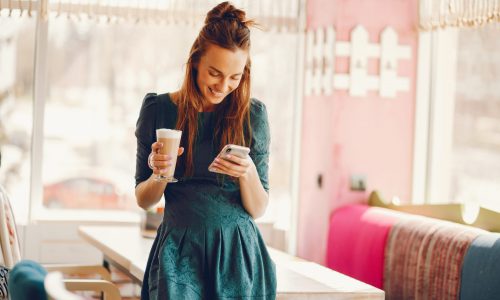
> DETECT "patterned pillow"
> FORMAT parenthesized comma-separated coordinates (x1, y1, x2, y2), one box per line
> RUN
(0, 266, 9, 299)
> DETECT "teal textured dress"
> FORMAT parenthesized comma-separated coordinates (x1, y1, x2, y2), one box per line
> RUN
(135, 93, 277, 300)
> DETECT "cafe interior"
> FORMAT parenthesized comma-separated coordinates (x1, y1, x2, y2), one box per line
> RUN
(0, 0, 499, 299)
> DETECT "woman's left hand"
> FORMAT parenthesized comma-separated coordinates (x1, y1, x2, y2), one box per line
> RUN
(211, 154, 255, 179)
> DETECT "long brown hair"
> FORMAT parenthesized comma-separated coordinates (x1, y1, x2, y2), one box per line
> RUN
(175, 1, 255, 177)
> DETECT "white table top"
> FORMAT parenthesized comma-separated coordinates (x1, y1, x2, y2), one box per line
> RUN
(78, 225, 384, 299)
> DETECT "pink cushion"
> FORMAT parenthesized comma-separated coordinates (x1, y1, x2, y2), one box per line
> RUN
(326, 204, 401, 289)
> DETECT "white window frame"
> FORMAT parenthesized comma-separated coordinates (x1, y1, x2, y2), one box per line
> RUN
(287, 0, 306, 256)
(26, 0, 140, 223)
(29, 0, 48, 222)
(412, 28, 459, 205)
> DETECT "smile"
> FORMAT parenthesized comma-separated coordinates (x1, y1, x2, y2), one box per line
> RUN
(209, 87, 225, 97)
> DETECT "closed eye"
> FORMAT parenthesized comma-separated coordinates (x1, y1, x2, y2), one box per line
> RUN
(209, 66, 242, 80)
(209, 70, 220, 77)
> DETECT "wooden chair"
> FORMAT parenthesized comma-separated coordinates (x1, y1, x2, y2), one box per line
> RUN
(0, 185, 121, 299)
(45, 271, 121, 300)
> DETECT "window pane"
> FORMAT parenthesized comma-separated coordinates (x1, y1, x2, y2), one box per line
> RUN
(452, 24, 500, 211)
(42, 19, 198, 211)
(0, 16, 35, 224)
(252, 30, 298, 229)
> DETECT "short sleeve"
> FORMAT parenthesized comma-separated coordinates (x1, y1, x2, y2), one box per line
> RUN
(249, 99, 270, 193)
(135, 93, 158, 187)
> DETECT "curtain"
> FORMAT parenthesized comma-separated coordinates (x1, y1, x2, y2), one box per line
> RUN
(420, 0, 500, 30)
(0, 0, 301, 31)
(0, 0, 36, 17)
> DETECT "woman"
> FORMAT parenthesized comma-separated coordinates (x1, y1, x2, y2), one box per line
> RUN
(134, 2, 276, 299)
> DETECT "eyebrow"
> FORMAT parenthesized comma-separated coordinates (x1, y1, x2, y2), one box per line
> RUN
(209, 66, 243, 77)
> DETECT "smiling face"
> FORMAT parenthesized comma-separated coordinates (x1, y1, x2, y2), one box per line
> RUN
(195, 44, 248, 111)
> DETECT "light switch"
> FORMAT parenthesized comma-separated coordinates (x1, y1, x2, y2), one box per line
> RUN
(350, 174, 366, 191)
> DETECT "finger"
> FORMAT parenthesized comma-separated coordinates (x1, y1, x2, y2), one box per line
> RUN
(178, 147, 184, 156)
(222, 154, 247, 166)
(153, 163, 172, 175)
(154, 161, 172, 169)
(150, 154, 172, 171)
(210, 161, 229, 174)
(224, 154, 252, 167)
(152, 164, 164, 175)
(151, 142, 163, 153)
(151, 153, 170, 163)
(212, 160, 246, 176)
(210, 164, 235, 177)
(153, 168, 165, 175)
(152, 158, 171, 168)
(215, 157, 247, 172)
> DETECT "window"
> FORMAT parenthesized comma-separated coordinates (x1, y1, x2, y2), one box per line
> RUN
(251, 29, 299, 229)
(41, 19, 196, 212)
(450, 24, 500, 211)
(419, 23, 500, 211)
(41, 17, 299, 227)
(0, 16, 36, 224)
(1, 2, 301, 243)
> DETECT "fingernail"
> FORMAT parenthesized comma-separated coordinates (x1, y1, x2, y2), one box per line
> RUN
(226, 154, 232, 159)
(161, 169, 168, 173)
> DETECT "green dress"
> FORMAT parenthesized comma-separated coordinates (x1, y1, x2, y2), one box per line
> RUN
(135, 93, 277, 300)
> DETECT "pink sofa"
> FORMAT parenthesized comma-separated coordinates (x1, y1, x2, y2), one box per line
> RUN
(326, 204, 496, 300)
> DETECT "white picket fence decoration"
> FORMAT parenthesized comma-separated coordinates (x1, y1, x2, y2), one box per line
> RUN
(305, 25, 411, 98)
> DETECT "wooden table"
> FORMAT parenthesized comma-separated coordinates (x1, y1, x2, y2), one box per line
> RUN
(78, 226, 384, 299)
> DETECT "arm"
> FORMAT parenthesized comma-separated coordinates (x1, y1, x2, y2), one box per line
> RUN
(135, 176, 167, 210)
(210, 100, 271, 219)
(135, 144, 184, 210)
(211, 155, 268, 218)
(239, 161, 269, 218)
(135, 93, 183, 210)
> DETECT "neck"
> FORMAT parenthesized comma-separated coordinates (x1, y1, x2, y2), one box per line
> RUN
(172, 90, 216, 112)
(201, 102, 216, 112)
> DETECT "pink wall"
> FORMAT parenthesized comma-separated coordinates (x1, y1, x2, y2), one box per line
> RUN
(297, 0, 419, 264)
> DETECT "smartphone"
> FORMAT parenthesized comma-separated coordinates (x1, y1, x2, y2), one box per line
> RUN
(208, 144, 250, 173)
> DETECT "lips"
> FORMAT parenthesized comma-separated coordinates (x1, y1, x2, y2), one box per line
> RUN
(209, 87, 224, 98)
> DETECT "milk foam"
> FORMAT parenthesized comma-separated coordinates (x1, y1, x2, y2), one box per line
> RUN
(156, 128, 182, 139)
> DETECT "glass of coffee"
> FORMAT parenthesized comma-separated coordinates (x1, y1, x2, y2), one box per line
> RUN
(155, 128, 182, 182)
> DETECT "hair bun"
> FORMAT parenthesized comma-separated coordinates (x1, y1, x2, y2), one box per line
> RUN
(205, 1, 246, 25)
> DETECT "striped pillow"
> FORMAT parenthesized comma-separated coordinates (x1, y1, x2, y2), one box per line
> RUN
(0, 266, 8, 299)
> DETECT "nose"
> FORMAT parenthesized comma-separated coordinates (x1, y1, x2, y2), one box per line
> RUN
(215, 78, 231, 93)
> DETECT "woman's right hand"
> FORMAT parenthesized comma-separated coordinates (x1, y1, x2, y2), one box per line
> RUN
(148, 142, 184, 176)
